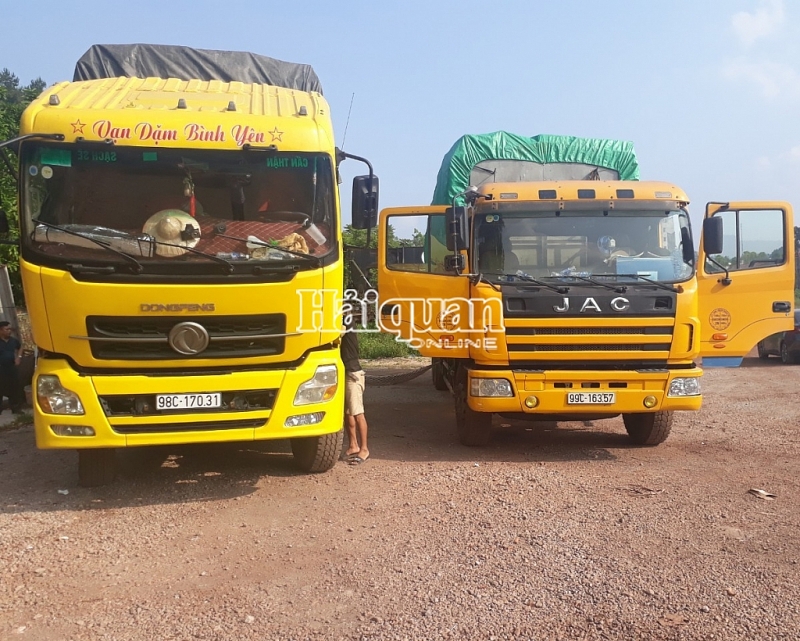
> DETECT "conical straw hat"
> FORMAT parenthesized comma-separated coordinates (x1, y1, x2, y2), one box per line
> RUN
(142, 209, 201, 257)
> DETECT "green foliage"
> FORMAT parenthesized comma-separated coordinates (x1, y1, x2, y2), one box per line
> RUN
(357, 330, 419, 359)
(342, 223, 423, 290)
(0, 69, 47, 305)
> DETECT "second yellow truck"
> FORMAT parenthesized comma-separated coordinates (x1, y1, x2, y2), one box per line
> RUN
(378, 132, 795, 446)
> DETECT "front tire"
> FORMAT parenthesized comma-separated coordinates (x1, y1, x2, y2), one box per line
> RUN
(78, 448, 117, 487)
(757, 342, 770, 359)
(623, 411, 673, 446)
(780, 342, 795, 364)
(291, 430, 343, 473)
(454, 367, 492, 446)
(432, 358, 448, 391)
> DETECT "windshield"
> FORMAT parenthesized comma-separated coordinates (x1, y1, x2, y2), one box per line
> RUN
(473, 209, 694, 284)
(20, 144, 336, 274)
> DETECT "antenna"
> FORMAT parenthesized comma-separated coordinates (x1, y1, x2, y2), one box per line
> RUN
(340, 93, 355, 150)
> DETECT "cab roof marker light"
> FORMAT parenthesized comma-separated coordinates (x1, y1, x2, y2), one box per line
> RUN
(655, 191, 672, 198)
(577, 189, 596, 199)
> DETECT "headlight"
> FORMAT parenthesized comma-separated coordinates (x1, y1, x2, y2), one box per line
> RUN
(470, 378, 513, 397)
(37, 375, 85, 415)
(285, 412, 325, 427)
(668, 377, 701, 397)
(293, 365, 338, 406)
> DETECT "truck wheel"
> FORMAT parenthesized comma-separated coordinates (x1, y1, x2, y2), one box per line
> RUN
(432, 358, 448, 391)
(291, 430, 343, 473)
(757, 342, 770, 359)
(454, 368, 492, 446)
(78, 448, 117, 487)
(623, 411, 673, 446)
(780, 342, 793, 364)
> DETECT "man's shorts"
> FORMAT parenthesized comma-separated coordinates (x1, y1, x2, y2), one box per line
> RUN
(345, 370, 365, 416)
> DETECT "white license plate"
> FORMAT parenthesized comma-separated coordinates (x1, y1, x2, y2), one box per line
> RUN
(155, 393, 222, 411)
(567, 392, 616, 405)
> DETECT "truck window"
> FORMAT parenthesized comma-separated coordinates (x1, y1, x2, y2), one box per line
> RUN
(704, 208, 786, 273)
(474, 209, 694, 283)
(385, 214, 449, 274)
(20, 144, 337, 273)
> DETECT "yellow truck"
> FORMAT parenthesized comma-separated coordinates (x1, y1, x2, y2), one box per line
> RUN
(0, 45, 377, 485)
(378, 133, 794, 446)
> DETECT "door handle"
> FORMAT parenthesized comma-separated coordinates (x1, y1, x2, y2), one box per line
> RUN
(773, 301, 791, 313)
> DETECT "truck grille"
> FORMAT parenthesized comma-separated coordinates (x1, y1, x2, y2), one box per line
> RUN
(85, 314, 287, 360)
(505, 320, 674, 361)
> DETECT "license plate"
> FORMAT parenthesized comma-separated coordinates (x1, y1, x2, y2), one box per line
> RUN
(155, 393, 222, 411)
(567, 392, 616, 405)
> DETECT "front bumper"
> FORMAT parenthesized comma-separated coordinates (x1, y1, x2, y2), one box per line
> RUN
(33, 349, 344, 449)
(467, 368, 703, 414)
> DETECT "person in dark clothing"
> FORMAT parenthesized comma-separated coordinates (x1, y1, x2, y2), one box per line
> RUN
(0, 321, 24, 413)
(341, 324, 369, 465)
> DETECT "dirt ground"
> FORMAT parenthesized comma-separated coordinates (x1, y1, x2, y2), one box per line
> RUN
(1, 356, 799, 640)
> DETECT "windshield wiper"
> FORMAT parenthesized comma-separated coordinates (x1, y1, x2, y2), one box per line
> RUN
(150, 240, 235, 274)
(541, 274, 627, 294)
(483, 272, 569, 294)
(597, 273, 678, 293)
(33, 219, 143, 273)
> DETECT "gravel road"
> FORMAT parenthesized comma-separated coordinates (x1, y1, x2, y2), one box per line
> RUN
(1, 356, 799, 640)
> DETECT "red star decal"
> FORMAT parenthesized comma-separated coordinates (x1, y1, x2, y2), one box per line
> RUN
(269, 127, 284, 142)
(70, 120, 86, 134)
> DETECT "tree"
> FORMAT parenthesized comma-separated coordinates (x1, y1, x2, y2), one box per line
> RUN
(0, 69, 47, 304)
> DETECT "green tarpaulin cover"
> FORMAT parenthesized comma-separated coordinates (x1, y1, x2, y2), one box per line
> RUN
(431, 132, 640, 205)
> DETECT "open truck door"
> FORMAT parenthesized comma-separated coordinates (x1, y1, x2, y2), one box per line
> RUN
(697, 201, 795, 366)
(377, 207, 471, 358)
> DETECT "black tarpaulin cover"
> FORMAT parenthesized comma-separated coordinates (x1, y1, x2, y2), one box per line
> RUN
(73, 44, 323, 93)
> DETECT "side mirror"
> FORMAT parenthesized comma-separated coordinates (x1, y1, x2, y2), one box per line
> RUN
(445, 206, 469, 251)
(0, 209, 9, 235)
(680, 227, 694, 264)
(351, 175, 379, 230)
(702, 216, 724, 255)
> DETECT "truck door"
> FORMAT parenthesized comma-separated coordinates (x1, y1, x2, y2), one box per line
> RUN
(377, 206, 471, 358)
(697, 201, 795, 366)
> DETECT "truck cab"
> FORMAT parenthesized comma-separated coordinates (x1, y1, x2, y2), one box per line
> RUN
(378, 178, 794, 446)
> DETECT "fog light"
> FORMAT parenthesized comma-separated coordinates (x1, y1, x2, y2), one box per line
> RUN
(293, 365, 338, 406)
(51, 425, 95, 436)
(668, 377, 701, 397)
(470, 378, 513, 397)
(37, 375, 85, 415)
(524, 395, 539, 408)
(643, 395, 658, 408)
(284, 412, 325, 427)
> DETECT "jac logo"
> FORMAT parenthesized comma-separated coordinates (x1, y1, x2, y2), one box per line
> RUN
(140, 304, 215, 313)
(553, 297, 630, 313)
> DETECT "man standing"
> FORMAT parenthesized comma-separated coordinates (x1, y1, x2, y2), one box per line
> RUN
(341, 325, 369, 465)
(0, 321, 24, 414)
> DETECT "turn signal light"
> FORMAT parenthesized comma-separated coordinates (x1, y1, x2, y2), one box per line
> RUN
(711, 333, 728, 341)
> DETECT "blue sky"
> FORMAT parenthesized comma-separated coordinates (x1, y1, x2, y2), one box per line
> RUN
(3, 0, 798, 234)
